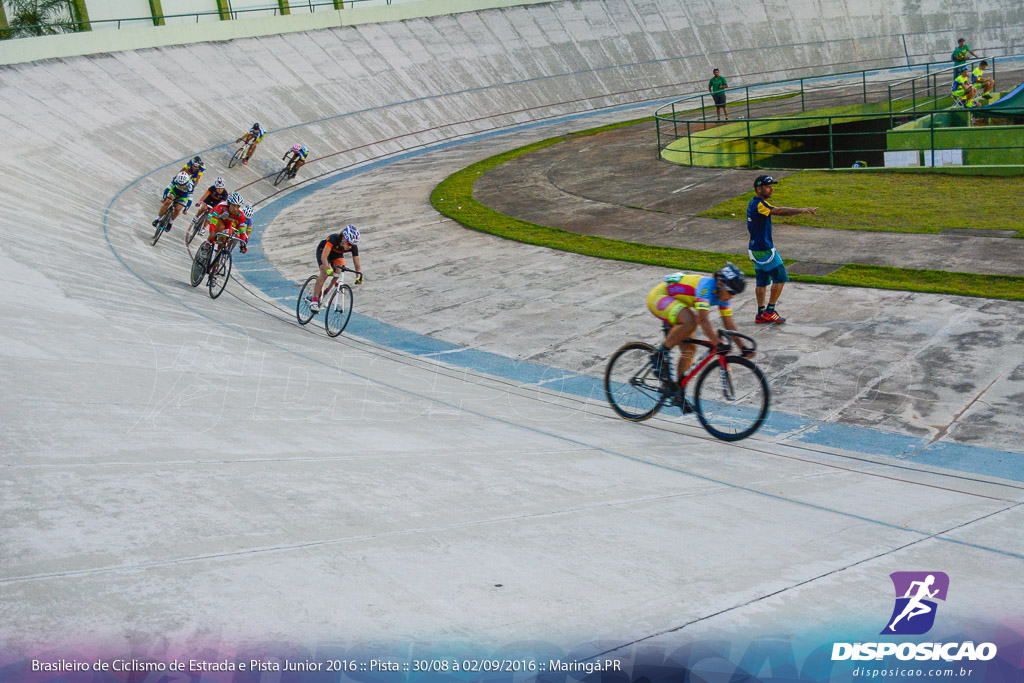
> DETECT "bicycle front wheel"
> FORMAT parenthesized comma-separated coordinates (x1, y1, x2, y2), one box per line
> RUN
(186, 213, 207, 245)
(274, 168, 288, 186)
(604, 342, 667, 421)
(693, 355, 770, 442)
(296, 275, 318, 325)
(325, 284, 353, 337)
(151, 207, 171, 246)
(189, 243, 209, 287)
(208, 250, 232, 299)
(229, 146, 245, 168)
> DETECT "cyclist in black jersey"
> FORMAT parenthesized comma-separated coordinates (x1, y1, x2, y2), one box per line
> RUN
(311, 224, 363, 312)
(195, 177, 229, 222)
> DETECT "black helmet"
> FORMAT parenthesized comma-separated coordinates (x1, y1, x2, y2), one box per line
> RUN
(716, 262, 746, 294)
(253, 122, 260, 129)
(192, 155, 203, 166)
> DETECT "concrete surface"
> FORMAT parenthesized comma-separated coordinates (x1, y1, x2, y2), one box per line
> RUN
(0, 0, 1022, 663)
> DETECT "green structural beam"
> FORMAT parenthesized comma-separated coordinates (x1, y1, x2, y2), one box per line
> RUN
(333, 0, 344, 9)
(0, 1, 9, 40)
(149, 0, 165, 26)
(278, 0, 290, 15)
(69, 0, 91, 30)
(216, 0, 231, 20)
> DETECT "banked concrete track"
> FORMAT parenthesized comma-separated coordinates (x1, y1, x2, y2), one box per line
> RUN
(1, 0, 1023, 661)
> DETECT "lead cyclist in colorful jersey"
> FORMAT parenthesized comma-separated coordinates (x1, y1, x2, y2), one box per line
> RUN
(310, 224, 363, 312)
(237, 123, 267, 165)
(153, 172, 194, 232)
(283, 144, 308, 177)
(647, 263, 747, 396)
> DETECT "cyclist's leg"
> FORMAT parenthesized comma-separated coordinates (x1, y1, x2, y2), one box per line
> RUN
(312, 245, 329, 300)
(171, 199, 186, 221)
(246, 139, 258, 161)
(664, 309, 699, 379)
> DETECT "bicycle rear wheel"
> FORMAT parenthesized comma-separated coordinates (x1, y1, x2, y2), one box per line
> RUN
(296, 276, 318, 325)
(208, 250, 232, 299)
(190, 243, 209, 287)
(325, 284, 353, 337)
(693, 355, 770, 442)
(229, 145, 245, 168)
(604, 342, 667, 421)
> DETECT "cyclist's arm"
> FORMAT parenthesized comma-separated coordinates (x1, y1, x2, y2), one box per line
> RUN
(696, 308, 720, 347)
(721, 313, 738, 332)
(352, 254, 362, 276)
(769, 205, 817, 216)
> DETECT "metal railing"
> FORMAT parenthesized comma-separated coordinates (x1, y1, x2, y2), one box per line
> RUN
(0, 0, 397, 37)
(655, 55, 1024, 171)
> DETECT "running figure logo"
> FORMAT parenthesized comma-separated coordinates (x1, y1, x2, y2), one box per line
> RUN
(881, 572, 949, 635)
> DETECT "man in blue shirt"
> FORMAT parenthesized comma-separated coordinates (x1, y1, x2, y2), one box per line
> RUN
(747, 175, 817, 324)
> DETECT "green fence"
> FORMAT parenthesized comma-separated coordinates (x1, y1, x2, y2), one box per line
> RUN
(656, 56, 1024, 173)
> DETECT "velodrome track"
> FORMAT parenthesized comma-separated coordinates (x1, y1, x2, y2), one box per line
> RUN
(2, 0, 1023, 661)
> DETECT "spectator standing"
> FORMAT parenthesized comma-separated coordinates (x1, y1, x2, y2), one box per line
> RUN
(746, 175, 817, 324)
(951, 38, 979, 67)
(708, 68, 729, 121)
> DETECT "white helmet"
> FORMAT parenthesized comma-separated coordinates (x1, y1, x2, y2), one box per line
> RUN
(214, 177, 226, 189)
(242, 205, 254, 219)
(341, 224, 360, 244)
(227, 192, 243, 206)
(174, 172, 190, 186)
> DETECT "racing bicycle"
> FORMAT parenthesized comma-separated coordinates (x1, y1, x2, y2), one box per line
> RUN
(186, 206, 212, 245)
(604, 323, 769, 441)
(273, 165, 298, 186)
(229, 138, 256, 168)
(190, 233, 244, 300)
(296, 266, 359, 337)
(150, 202, 176, 246)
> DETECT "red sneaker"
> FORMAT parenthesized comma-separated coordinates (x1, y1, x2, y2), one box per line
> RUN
(766, 310, 786, 324)
(755, 311, 772, 324)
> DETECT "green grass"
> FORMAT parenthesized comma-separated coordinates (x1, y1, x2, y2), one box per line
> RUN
(431, 121, 1024, 301)
(699, 171, 1024, 236)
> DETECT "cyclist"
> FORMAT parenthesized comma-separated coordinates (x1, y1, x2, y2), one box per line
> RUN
(236, 123, 267, 165)
(153, 171, 194, 231)
(283, 144, 308, 178)
(180, 155, 206, 185)
(310, 224, 363, 312)
(646, 263, 746, 406)
(206, 192, 248, 256)
(193, 177, 229, 223)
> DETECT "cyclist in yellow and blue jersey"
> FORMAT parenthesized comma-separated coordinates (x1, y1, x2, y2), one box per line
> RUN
(179, 155, 206, 185)
(153, 172, 194, 232)
(647, 264, 746, 403)
(237, 123, 267, 165)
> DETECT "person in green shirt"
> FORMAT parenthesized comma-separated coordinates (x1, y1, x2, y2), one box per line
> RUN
(951, 38, 978, 66)
(972, 60, 994, 99)
(708, 68, 728, 121)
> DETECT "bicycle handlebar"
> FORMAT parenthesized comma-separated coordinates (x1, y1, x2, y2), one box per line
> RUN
(719, 330, 757, 353)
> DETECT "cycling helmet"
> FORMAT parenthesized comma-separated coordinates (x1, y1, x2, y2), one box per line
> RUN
(716, 262, 746, 295)
(227, 192, 244, 206)
(291, 144, 302, 153)
(252, 123, 260, 130)
(341, 224, 360, 244)
(213, 177, 226, 189)
(174, 172, 190, 186)
(242, 205, 254, 219)
(191, 155, 203, 166)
